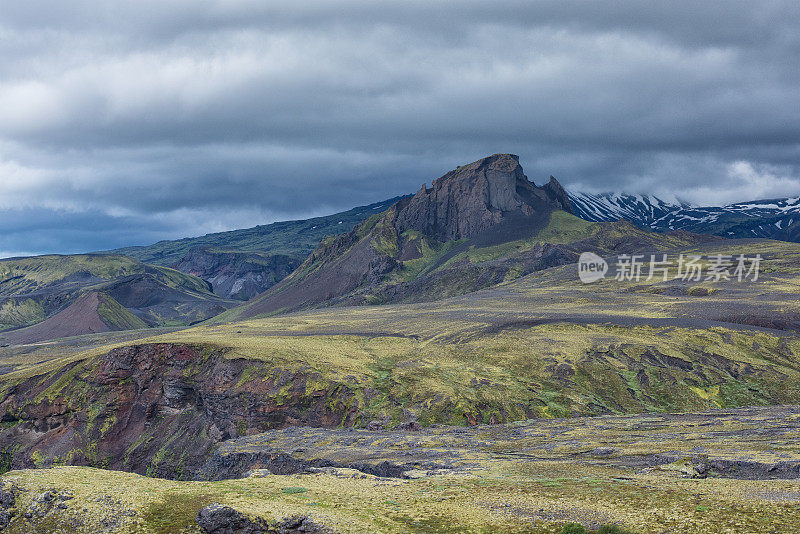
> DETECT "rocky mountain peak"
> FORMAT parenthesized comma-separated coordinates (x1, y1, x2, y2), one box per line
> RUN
(393, 153, 572, 242)
(232, 154, 579, 318)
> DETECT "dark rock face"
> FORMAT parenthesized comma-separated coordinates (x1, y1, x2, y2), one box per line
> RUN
(394, 154, 571, 242)
(196, 504, 330, 534)
(173, 248, 301, 300)
(197, 503, 270, 534)
(0, 481, 16, 530)
(274, 515, 330, 533)
(0, 344, 363, 479)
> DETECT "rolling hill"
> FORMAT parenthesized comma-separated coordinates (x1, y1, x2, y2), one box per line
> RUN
(0, 254, 237, 343)
(0, 291, 147, 345)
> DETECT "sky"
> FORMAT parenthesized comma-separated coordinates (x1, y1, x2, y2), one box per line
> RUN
(1, 1, 799, 257)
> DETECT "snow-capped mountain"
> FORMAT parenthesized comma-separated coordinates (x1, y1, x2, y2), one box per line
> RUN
(567, 191, 686, 226)
(567, 191, 800, 242)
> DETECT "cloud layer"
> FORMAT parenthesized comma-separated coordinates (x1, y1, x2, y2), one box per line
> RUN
(1, 1, 799, 256)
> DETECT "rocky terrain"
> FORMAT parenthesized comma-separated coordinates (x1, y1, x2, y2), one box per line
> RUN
(0, 153, 800, 532)
(3, 236, 800, 482)
(205, 405, 800, 482)
(1, 406, 799, 532)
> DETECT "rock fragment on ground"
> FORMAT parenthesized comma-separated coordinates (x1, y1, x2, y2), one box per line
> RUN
(197, 503, 331, 534)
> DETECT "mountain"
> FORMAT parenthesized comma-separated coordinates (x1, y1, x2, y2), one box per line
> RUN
(567, 191, 686, 224)
(0, 254, 236, 343)
(100, 176, 797, 303)
(104, 198, 403, 299)
(221, 154, 715, 321)
(568, 191, 800, 241)
(1, 291, 147, 345)
(107, 197, 403, 265)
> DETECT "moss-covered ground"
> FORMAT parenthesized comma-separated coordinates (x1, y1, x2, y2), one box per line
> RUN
(5, 405, 800, 534)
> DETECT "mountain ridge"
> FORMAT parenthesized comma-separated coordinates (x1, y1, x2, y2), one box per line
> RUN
(568, 190, 800, 241)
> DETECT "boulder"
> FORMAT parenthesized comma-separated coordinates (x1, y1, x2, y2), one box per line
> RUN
(196, 504, 331, 534)
(196, 503, 270, 534)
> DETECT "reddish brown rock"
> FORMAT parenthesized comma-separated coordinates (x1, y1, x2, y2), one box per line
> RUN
(0, 344, 363, 479)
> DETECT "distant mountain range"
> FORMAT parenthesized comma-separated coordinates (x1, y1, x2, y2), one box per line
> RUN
(101, 178, 800, 304)
(568, 191, 800, 242)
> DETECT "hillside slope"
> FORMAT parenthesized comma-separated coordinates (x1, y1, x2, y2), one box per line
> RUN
(106, 197, 403, 265)
(0, 255, 236, 342)
(104, 198, 403, 299)
(2, 236, 800, 481)
(1, 292, 147, 345)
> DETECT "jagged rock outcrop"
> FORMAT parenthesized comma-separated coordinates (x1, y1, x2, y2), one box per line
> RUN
(234, 154, 575, 318)
(393, 154, 571, 242)
(196, 504, 330, 534)
(196, 503, 271, 533)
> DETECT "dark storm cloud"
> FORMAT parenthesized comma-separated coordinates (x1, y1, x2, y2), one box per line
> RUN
(0, 1, 799, 256)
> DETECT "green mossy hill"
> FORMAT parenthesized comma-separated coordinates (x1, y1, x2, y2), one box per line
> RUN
(96, 293, 148, 330)
(0, 254, 214, 298)
(0, 299, 45, 330)
(0, 254, 140, 294)
(0, 254, 235, 338)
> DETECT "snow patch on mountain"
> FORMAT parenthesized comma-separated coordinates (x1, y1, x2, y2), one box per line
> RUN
(567, 190, 800, 242)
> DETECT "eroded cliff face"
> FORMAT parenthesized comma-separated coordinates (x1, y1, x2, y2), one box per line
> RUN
(0, 344, 360, 479)
(0, 333, 795, 483)
(393, 154, 572, 242)
(172, 248, 301, 300)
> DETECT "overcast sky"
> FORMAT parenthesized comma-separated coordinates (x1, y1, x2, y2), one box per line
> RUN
(1, 1, 799, 257)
